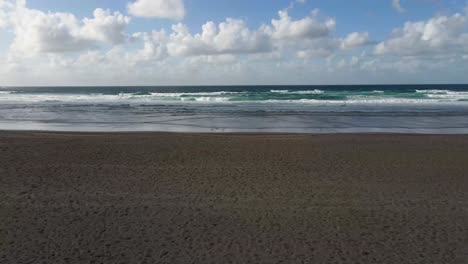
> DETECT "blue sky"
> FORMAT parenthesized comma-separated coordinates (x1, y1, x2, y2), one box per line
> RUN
(1, 0, 468, 85)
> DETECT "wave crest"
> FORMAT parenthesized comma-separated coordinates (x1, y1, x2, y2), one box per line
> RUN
(270, 89, 324, 94)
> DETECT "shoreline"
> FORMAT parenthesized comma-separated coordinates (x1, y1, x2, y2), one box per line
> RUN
(2, 132, 468, 263)
(2, 129, 468, 136)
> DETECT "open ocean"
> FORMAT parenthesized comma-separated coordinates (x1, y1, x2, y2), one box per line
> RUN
(1, 85, 468, 133)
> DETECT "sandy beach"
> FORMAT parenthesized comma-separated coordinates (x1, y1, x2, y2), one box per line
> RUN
(1, 132, 467, 263)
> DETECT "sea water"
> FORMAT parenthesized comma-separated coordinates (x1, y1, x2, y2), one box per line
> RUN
(1, 85, 468, 133)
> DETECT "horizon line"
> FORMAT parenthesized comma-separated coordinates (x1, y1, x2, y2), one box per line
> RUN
(2, 84, 468, 88)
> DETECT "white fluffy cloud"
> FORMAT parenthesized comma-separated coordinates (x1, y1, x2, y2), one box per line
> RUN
(3, 0, 468, 85)
(131, 31, 169, 62)
(0, 1, 380, 85)
(1, 0, 368, 61)
(297, 45, 336, 59)
(4, 1, 131, 57)
(0, 0, 13, 28)
(392, 0, 406, 13)
(81, 9, 131, 45)
(166, 19, 272, 56)
(268, 9, 336, 40)
(10, 6, 95, 55)
(375, 12, 468, 56)
(341, 32, 371, 49)
(127, 0, 185, 20)
(129, 8, 349, 60)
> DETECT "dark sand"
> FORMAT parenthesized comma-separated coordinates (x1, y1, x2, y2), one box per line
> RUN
(1, 132, 468, 264)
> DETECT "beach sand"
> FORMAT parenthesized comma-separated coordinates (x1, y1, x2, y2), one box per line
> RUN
(1, 132, 467, 263)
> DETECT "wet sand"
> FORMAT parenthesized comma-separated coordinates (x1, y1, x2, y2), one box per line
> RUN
(1, 132, 468, 263)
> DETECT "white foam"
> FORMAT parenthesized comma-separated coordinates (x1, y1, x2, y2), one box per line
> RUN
(193, 97, 231, 102)
(0, 92, 237, 104)
(416, 89, 449, 93)
(270, 90, 289, 93)
(270, 89, 324, 94)
(425, 91, 468, 99)
(0, 90, 467, 105)
(293, 90, 324, 94)
(261, 97, 468, 105)
(414, 90, 468, 101)
(150, 91, 243, 97)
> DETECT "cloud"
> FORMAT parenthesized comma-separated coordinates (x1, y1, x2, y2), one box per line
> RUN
(0, 1, 382, 86)
(0, 10, 9, 28)
(297, 47, 335, 59)
(130, 7, 348, 60)
(4, 1, 130, 57)
(0, 0, 15, 28)
(10, 5, 95, 55)
(127, 0, 185, 20)
(392, 0, 406, 13)
(81, 9, 131, 45)
(375, 12, 468, 56)
(2, 1, 350, 63)
(130, 31, 169, 62)
(6, 1, 468, 85)
(166, 19, 272, 56)
(268, 9, 336, 40)
(341, 32, 371, 49)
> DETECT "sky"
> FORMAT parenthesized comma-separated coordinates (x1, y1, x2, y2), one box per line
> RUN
(0, 0, 468, 86)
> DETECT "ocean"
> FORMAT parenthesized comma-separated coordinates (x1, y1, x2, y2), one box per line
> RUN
(1, 85, 468, 133)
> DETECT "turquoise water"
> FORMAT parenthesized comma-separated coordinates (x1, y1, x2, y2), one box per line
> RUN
(1, 85, 468, 133)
